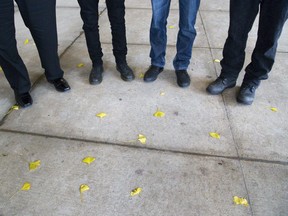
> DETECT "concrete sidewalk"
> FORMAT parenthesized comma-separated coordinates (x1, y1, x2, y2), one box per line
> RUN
(0, 0, 287, 215)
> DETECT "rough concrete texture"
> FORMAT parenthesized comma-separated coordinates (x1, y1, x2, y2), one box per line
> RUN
(0, 0, 288, 215)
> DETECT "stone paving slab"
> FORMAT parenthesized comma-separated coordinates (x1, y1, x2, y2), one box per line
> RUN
(0, 41, 238, 157)
(200, 0, 229, 11)
(0, 131, 250, 216)
(210, 49, 288, 162)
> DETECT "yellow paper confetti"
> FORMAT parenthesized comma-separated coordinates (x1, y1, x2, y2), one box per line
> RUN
(77, 63, 84, 68)
(24, 39, 29, 45)
(168, 25, 175, 29)
(153, 109, 165, 118)
(138, 134, 147, 144)
(209, 132, 220, 139)
(21, 182, 31, 191)
(130, 187, 142, 196)
(233, 196, 249, 207)
(214, 59, 221, 63)
(160, 92, 165, 96)
(139, 73, 144, 78)
(96, 112, 107, 118)
(82, 157, 95, 165)
(29, 160, 41, 171)
(11, 105, 19, 110)
(270, 107, 278, 112)
(80, 184, 90, 193)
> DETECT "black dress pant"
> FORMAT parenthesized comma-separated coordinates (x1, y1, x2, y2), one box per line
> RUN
(0, 0, 63, 94)
(77, 0, 127, 67)
(220, 0, 288, 84)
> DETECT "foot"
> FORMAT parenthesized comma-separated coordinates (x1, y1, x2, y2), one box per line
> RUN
(116, 63, 135, 81)
(144, 65, 164, 82)
(237, 81, 259, 105)
(206, 77, 236, 95)
(48, 78, 71, 92)
(14, 92, 33, 108)
(175, 70, 190, 88)
(89, 65, 104, 85)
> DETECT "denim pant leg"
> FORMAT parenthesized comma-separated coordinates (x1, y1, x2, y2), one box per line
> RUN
(244, 0, 288, 83)
(78, 0, 103, 67)
(16, 0, 64, 81)
(220, 0, 260, 80)
(0, 0, 31, 94)
(173, 0, 200, 70)
(149, 0, 171, 68)
(106, 0, 127, 64)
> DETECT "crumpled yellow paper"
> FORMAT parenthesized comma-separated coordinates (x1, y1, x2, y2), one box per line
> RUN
(11, 105, 19, 110)
(209, 132, 220, 139)
(77, 63, 84, 68)
(29, 160, 41, 171)
(233, 196, 249, 206)
(96, 112, 107, 118)
(130, 187, 142, 196)
(82, 157, 95, 165)
(168, 25, 175, 29)
(270, 107, 278, 112)
(80, 184, 90, 193)
(214, 59, 221, 63)
(24, 39, 29, 45)
(153, 109, 165, 118)
(21, 182, 31, 191)
(138, 134, 147, 144)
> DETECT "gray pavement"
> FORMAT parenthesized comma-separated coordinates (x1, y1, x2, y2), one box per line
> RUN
(0, 0, 287, 215)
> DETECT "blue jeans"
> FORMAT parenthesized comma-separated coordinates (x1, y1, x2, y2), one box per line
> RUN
(149, 0, 200, 70)
(220, 0, 288, 84)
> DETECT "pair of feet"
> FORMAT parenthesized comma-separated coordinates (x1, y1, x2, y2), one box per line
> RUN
(89, 63, 135, 85)
(206, 77, 259, 105)
(144, 65, 190, 88)
(15, 78, 71, 108)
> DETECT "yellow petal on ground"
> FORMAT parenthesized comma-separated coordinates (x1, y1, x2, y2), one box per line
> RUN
(130, 187, 142, 196)
(153, 109, 165, 118)
(160, 92, 165, 96)
(138, 134, 147, 144)
(82, 156, 96, 165)
(214, 59, 221, 63)
(80, 184, 90, 193)
(168, 25, 175, 29)
(270, 107, 278, 112)
(77, 63, 84, 68)
(11, 105, 20, 110)
(21, 182, 31, 191)
(29, 160, 41, 171)
(233, 196, 249, 207)
(209, 132, 220, 139)
(139, 73, 144, 78)
(24, 39, 29, 45)
(96, 112, 107, 118)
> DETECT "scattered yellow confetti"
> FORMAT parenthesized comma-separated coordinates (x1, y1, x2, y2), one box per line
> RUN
(80, 184, 90, 193)
(153, 109, 165, 118)
(96, 112, 107, 118)
(130, 187, 142, 196)
(233, 196, 249, 207)
(160, 92, 165, 96)
(138, 134, 147, 144)
(77, 63, 84, 68)
(209, 132, 220, 139)
(21, 182, 31, 191)
(82, 157, 95, 165)
(168, 25, 175, 29)
(24, 39, 29, 45)
(29, 160, 41, 171)
(139, 73, 144, 78)
(270, 107, 278, 112)
(11, 105, 20, 110)
(214, 59, 221, 63)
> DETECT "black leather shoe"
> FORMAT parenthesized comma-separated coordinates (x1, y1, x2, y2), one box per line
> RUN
(15, 92, 33, 108)
(116, 63, 135, 81)
(237, 82, 259, 105)
(48, 78, 71, 92)
(206, 77, 236, 95)
(89, 65, 104, 85)
(144, 65, 164, 82)
(175, 70, 190, 88)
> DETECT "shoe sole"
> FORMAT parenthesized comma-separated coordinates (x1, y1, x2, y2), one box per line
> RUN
(89, 80, 102, 85)
(144, 68, 164, 83)
(121, 75, 135, 82)
(177, 82, 190, 88)
(236, 97, 253, 105)
(206, 83, 236, 95)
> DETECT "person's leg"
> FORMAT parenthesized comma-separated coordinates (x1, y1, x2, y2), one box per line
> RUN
(0, 0, 31, 94)
(173, 0, 200, 71)
(149, 0, 171, 68)
(16, 0, 65, 82)
(77, 0, 103, 67)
